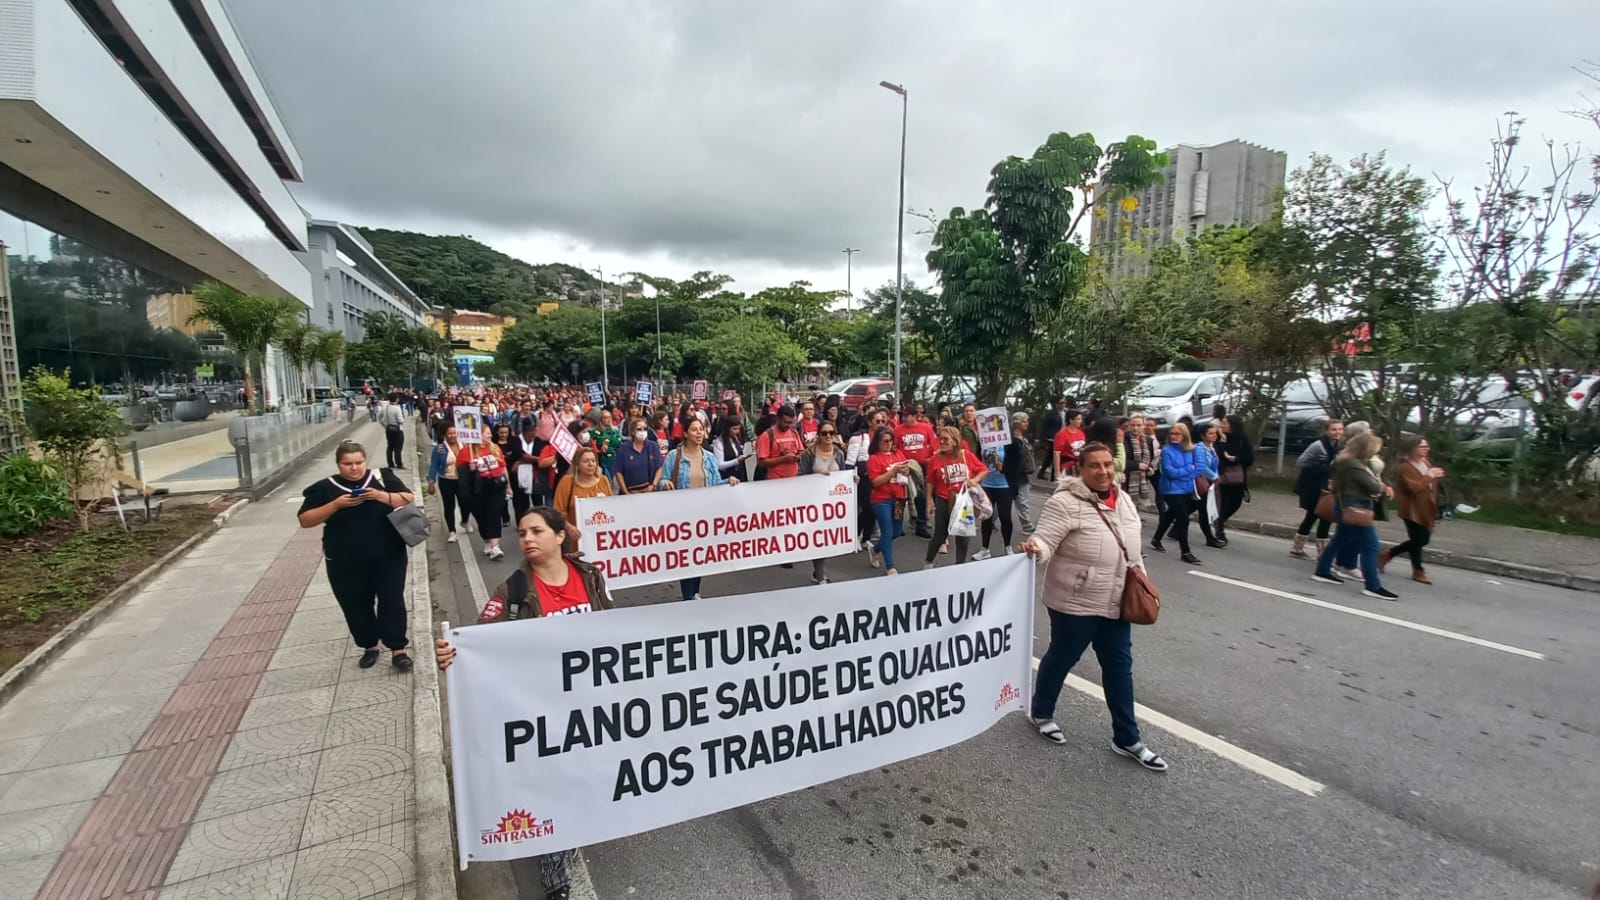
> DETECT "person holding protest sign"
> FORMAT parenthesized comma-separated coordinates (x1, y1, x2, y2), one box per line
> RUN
(923, 426, 987, 569)
(1019, 442, 1168, 772)
(459, 439, 510, 561)
(974, 441, 1014, 560)
(554, 446, 613, 526)
(298, 441, 415, 671)
(798, 420, 849, 584)
(434, 506, 611, 900)
(865, 427, 912, 575)
(426, 425, 469, 542)
(657, 418, 738, 601)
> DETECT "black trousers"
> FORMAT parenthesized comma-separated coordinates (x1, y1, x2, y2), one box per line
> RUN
(1388, 518, 1432, 569)
(327, 553, 408, 650)
(1216, 483, 1246, 528)
(438, 477, 463, 531)
(925, 495, 971, 564)
(1296, 508, 1332, 539)
(1154, 492, 1195, 552)
(1181, 491, 1217, 544)
(980, 486, 1014, 551)
(385, 425, 405, 468)
(476, 483, 507, 542)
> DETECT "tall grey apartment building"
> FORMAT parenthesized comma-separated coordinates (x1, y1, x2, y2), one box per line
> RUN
(1089, 139, 1287, 273)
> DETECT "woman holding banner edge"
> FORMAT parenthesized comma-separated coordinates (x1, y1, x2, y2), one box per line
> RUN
(1020, 441, 1168, 773)
(435, 505, 611, 900)
(656, 417, 738, 601)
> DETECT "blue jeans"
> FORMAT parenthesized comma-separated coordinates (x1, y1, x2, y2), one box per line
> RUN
(1030, 610, 1140, 748)
(871, 500, 904, 570)
(1315, 501, 1382, 590)
(679, 577, 702, 602)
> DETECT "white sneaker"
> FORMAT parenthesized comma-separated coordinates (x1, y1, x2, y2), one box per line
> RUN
(972, 549, 992, 561)
(923, 562, 935, 571)
(446, 532, 458, 544)
(482, 544, 493, 557)
(811, 576, 830, 585)
(489, 545, 504, 560)
(868, 548, 882, 569)
(1335, 566, 1360, 579)
(885, 568, 898, 576)
(691, 593, 703, 601)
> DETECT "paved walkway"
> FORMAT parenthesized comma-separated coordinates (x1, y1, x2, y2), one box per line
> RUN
(0, 421, 424, 899)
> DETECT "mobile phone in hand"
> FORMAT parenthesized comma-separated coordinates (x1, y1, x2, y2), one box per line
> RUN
(351, 487, 365, 497)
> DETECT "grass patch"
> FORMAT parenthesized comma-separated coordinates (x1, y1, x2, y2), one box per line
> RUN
(1451, 502, 1600, 539)
(0, 503, 221, 674)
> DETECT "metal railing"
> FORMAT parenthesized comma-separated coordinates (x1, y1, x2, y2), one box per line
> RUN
(231, 401, 348, 488)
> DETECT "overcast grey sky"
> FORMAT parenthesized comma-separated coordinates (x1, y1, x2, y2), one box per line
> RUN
(224, 0, 1598, 296)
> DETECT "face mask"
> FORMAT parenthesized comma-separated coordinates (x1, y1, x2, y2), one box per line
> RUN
(635, 429, 649, 441)
(579, 431, 591, 443)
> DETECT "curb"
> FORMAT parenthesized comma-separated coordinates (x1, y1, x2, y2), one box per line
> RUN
(0, 497, 249, 707)
(1218, 517, 1600, 593)
(410, 436, 460, 898)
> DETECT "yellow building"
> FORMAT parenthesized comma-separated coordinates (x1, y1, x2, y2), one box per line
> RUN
(426, 308, 517, 353)
(147, 292, 205, 336)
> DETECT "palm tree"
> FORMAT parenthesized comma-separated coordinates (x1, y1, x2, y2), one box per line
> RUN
(312, 329, 348, 393)
(277, 319, 325, 404)
(190, 281, 300, 413)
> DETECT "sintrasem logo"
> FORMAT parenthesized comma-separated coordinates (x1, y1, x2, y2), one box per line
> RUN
(829, 483, 852, 496)
(585, 510, 615, 526)
(481, 809, 555, 845)
(995, 682, 1022, 710)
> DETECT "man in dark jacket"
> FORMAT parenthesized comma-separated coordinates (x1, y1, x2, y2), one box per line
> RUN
(1038, 397, 1065, 480)
(1005, 412, 1039, 534)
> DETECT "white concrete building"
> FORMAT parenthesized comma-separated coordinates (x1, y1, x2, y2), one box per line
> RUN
(299, 219, 428, 344)
(0, 0, 311, 405)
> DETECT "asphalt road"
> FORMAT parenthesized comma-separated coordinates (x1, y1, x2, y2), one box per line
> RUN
(430, 491, 1599, 900)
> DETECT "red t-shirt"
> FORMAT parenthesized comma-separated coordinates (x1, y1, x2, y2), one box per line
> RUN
(757, 427, 805, 479)
(537, 444, 561, 491)
(866, 450, 910, 503)
(927, 449, 987, 501)
(1053, 427, 1087, 470)
(458, 445, 505, 479)
(800, 417, 820, 444)
(895, 422, 937, 465)
(535, 560, 593, 616)
(1099, 489, 1118, 510)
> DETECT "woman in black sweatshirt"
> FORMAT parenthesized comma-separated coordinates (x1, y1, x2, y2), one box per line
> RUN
(1213, 414, 1254, 544)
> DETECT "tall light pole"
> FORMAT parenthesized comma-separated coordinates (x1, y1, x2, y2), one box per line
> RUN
(590, 265, 608, 387)
(880, 80, 907, 404)
(842, 247, 860, 314)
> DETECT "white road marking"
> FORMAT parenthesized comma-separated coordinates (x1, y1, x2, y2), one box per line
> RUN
(284, 496, 302, 503)
(1030, 657, 1325, 798)
(455, 527, 490, 618)
(1188, 570, 1545, 661)
(571, 850, 599, 899)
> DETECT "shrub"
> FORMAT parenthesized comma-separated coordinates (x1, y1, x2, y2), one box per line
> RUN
(0, 455, 73, 537)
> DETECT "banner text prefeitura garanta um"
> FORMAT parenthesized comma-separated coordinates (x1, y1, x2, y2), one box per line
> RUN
(444, 556, 1035, 864)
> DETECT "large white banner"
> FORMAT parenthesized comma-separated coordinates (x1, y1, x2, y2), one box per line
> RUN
(574, 471, 858, 589)
(445, 556, 1034, 864)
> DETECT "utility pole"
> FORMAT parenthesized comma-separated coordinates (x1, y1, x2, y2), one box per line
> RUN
(880, 80, 908, 405)
(591, 265, 608, 387)
(842, 247, 860, 314)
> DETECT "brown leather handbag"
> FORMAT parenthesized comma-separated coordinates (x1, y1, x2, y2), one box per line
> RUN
(1089, 501, 1161, 625)
(1316, 490, 1374, 527)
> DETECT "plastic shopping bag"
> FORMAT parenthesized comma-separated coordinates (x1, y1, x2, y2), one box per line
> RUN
(949, 489, 979, 537)
(968, 484, 995, 521)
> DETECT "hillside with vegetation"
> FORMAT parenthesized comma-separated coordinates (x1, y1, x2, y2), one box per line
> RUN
(357, 227, 627, 315)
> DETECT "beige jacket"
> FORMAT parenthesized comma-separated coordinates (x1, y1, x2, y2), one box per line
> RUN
(1030, 477, 1144, 619)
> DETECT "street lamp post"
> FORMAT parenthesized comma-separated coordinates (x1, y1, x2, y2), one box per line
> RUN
(842, 247, 860, 314)
(591, 265, 609, 387)
(880, 80, 907, 405)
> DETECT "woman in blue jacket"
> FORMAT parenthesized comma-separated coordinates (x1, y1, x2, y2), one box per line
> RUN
(1151, 423, 1203, 564)
(656, 418, 739, 602)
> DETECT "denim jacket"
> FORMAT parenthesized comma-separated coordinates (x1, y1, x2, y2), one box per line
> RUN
(426, 442, 453, 484)
(657, 446, 729, 490)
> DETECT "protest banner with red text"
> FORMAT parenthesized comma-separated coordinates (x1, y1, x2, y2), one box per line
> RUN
(575, 471, 857, 589)
(444, 556, 1034, 863)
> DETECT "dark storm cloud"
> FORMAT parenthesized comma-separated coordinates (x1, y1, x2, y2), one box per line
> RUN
(225, 0, 1599, 276)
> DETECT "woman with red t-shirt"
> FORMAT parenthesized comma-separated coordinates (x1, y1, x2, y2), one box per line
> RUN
(923, 426, 988, 568)
(864, 426, 912, 575)
(458, 440, 510, 560)
(434, 506, 612, 899)
(1053, 410, 1087, 477)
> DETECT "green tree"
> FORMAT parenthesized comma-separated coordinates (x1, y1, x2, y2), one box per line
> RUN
(692, 317, 807, 389)
(16, 368, 127, 530)
(926, 132, 1168, 403)
(495, 306, 605, 382)
(312, 329, 348, 390)
(276, 319, 324, 404)
(189, 282, 300, 413)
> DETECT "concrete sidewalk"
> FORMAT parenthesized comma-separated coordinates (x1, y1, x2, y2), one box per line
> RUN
(1083, 477, 1600, 592)
(0, 421, 432, 899)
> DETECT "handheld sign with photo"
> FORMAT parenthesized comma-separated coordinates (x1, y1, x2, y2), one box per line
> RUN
(453, 406, 484, 444)
(549, 424, 580, 463)
(976, 406, 1011, 450)
(443, 556, 1034, 863)
(586, 382, 606, 406)
(721, 389, 737, 401)
(635, 381, 654, 404)
(692, 380, 708, 401)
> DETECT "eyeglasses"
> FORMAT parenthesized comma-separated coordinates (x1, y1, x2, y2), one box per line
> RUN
(818, 430, 836, 437)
